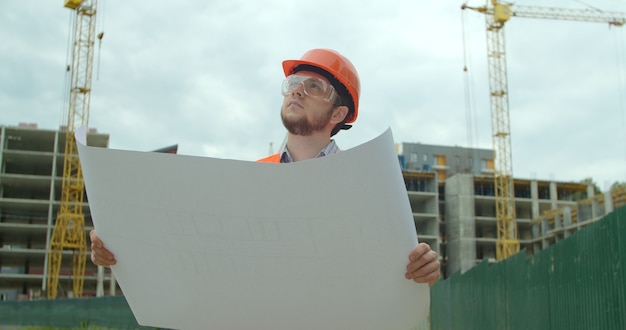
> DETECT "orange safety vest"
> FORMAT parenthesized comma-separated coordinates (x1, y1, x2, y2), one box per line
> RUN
(257, 153, 281, 163)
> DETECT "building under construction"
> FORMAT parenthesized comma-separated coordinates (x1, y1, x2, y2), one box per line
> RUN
(396, 141, 624, 277)
(0, 123, 624, 300)
(0, 123, 109, 300)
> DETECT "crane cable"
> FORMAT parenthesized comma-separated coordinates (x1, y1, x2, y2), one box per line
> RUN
(461, 5, 480, 170)
(59, 10, 75, 129)
(96, 0, 105, 80)
(612, 26, 626, 178)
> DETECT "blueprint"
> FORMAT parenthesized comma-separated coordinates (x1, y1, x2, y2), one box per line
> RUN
(76, 127, 430, 330)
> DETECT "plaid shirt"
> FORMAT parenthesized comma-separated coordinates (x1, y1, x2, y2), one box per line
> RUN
(279, 140, 340, 163)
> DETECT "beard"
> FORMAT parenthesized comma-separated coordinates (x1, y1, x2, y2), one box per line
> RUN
(281, 106, 334, 136)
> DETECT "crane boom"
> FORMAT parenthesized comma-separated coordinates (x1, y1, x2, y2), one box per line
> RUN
(462, 1, 626, 260)
(468, 2, 626, 26)
(46, 0, 98, 299)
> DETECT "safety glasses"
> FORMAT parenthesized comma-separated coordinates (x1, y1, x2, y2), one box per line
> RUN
(281, 74, 341, 104)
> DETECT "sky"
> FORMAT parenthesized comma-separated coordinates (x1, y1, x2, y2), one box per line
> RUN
(2, 0, 626, 190)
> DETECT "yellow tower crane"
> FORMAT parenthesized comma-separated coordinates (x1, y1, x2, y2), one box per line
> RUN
(461, 1, 625, 261)
(47, 0, 99, 299)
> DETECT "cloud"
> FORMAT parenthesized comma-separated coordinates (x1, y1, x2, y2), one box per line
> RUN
(2, 0, 626, 187)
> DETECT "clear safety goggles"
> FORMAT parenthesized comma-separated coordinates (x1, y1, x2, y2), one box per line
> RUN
(281, 74, 340, 104)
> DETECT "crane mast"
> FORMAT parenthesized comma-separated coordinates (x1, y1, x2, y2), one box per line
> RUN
(47, 0, 98, 299)
(462, 0, 626, 261)
(485, 8, 518, 261)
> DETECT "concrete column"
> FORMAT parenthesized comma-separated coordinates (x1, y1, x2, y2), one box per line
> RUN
(604, 189, 614, 215)
(530, 180, 540, 219)
(109, 274, 117, 296)
(96, 266, 104, 297)
(550, 181, 558, 209)
(563, 207, 573, 238)
(445, 174, 476, 274)
(587, 184, 595, 199)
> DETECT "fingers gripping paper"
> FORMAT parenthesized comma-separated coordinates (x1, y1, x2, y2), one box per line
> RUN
(76, 127, 429, 330)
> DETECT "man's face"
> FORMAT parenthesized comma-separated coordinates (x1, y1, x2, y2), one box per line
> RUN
(280, 71, 337, 136)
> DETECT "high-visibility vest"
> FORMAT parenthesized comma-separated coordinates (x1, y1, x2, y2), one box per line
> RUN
(257, 153, 281, 163)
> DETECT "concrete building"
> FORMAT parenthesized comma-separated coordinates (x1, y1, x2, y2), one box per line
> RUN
(402, 171, 441, 257)
(397, 142, 494, 181)
(397, 142, 621, 277)
(0, 124, 111, 300)
(0, 125, 621, 300)
(530, 184, 626, 254)
(443, 174, 593, 275)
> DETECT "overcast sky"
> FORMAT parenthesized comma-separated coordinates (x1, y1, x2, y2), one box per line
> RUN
(2, 0, 626, 189)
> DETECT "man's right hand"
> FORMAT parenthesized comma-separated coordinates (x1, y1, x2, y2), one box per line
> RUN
(90, 230, 116, 267)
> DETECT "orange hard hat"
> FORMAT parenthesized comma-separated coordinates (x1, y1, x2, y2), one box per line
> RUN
(282, 49, 360, 124)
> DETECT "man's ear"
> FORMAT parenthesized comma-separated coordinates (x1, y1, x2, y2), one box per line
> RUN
(330, 105, 349, 124)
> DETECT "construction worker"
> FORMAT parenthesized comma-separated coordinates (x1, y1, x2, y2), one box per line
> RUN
(90, 48, 440, 286)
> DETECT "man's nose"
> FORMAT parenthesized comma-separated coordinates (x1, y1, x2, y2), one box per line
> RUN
(291, 82, 305, 97)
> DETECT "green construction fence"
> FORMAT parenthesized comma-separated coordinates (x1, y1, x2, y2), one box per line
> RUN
(0, 295, 147, 329)
(430, 205, 626, 329)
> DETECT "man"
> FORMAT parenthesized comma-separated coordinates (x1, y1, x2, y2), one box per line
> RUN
(90, 48, 441, 286)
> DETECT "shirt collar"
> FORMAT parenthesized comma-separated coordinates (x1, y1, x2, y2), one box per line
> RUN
(279, 140, 340, 163)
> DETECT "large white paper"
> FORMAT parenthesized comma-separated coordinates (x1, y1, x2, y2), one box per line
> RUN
(76, 127, 429, 330)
